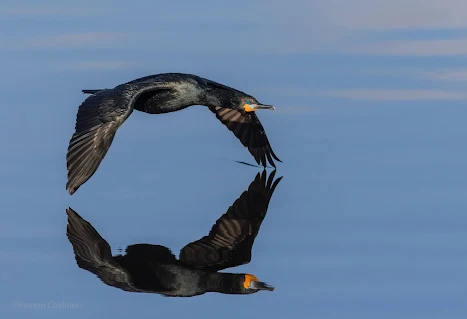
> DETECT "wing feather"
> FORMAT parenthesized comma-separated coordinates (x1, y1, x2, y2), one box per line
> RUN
(179, 170, 282, 271)
(66, 82, 171, 194)
(208, 107, 281, 167)
(65, 208, 145, 292)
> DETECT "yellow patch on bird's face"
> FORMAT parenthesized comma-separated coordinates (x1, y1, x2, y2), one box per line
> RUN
(243, 104, 256, 112)
(243, 274, 259, 289)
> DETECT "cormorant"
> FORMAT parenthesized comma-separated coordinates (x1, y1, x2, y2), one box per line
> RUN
(65, 170, 282, 297)
(66, 73, 281, 195)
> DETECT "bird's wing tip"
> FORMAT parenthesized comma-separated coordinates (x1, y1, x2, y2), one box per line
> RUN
(235, 160, 277, 169)
(66, 181, 79, 195)
(235, 160, 261, 168)
(67, 187, 76, 195)
(65, 207, 79, 218)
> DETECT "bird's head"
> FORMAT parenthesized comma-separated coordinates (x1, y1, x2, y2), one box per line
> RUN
(239, 274, 275, 294)
(239, 96, 275, 113)
(201, 78, 275, 112)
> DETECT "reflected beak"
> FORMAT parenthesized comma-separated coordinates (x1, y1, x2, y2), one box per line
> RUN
(250, 281, 275, 291)
(250, 104, 275, 111)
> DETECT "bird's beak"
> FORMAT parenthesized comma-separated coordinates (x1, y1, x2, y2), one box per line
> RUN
(250, 281, 275, 291)
(250, 104, 275, 110)
(243, 103, 275, 112)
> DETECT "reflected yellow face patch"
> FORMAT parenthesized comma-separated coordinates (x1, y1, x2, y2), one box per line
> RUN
(243, 274, 259, 289)
(243, 104, 256, 112)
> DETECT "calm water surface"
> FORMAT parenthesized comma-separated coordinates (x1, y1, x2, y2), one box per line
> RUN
(1, 1, 467, 318)
(2, 102, 467, 318)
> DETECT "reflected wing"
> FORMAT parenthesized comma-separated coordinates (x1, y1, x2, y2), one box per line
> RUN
(65, 208, 145, 292)
(208, 106, 281, 168)
(66, 82, 172, 195)
(179, 170, 282, 271)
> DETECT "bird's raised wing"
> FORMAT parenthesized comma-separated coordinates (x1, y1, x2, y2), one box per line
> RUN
(65, 208, 147, 292)
(208, 106, 281, 168)
(66, 82, 172, 195)
(179, 170, 282, 271)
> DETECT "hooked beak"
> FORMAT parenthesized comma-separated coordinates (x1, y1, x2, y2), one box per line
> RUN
(250, 281, 275, 291)
(243, 103, 276, 112)
(250, 103, 275, 111)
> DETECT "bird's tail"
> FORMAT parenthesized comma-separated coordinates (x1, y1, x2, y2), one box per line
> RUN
(82, 89, 104, 94)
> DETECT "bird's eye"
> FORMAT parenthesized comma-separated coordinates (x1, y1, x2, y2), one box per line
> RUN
(245, 100, 251, 105)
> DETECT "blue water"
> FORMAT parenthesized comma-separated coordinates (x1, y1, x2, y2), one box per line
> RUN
(1, 1, 467, 318)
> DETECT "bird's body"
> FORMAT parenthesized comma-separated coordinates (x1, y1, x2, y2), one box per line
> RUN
(65, 170, 281, 297)
(111, 251, 252, 297)
(66, 73, 280, 195)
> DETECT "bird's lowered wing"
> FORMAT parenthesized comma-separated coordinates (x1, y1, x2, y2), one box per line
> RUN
(179, 170, 282, 271)
(65, 207, 148, 292)
(208, 106, 281, 168)
(66, 82, 173, 195)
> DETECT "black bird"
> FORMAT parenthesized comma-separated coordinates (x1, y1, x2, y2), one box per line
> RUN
(66, 73, 281, 195)
(65, 170, 282, 297)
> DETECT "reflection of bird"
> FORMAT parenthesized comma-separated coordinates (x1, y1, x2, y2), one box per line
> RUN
(66, 73, 281, 195)
(66, 171, 282, 297)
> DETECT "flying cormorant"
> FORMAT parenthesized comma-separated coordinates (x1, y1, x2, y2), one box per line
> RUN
(65, 170, 282, 297)
(66, 73, 281, 195)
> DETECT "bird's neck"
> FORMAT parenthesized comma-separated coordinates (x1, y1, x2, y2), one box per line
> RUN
(203, 272, 243, 294)
(199, 88, 233, 109)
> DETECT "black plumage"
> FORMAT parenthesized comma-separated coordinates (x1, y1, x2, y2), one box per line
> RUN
(66, 73, 281, 195)
(66, 170, 282, 297)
